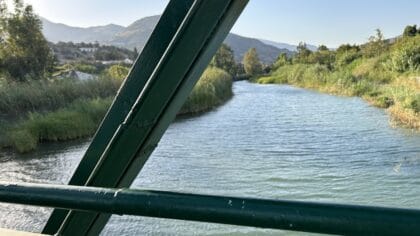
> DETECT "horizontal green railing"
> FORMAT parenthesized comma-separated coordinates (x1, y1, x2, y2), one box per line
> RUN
(1, 182, 419, 236)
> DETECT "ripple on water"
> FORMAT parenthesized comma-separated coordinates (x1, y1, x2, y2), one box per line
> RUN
(0, 81, 418, 235)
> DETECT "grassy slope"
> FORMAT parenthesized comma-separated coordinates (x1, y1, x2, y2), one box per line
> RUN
(257, 61, 419, 130)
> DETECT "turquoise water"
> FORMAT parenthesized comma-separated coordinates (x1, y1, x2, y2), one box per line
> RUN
(0, 81, 419, 235)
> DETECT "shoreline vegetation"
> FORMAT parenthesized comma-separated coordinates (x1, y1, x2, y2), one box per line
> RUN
(256, 29, 420, 131)
(0, 1, 237, 153)
(0, 67, 233, 153)
(1, 1, 419, 154)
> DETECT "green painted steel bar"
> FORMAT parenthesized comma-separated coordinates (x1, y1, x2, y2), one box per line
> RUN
(55, 1, 248, 235)
(2, 183, 420, 236)
(84, 0, 249, 233)
(43, 0, 196, 234)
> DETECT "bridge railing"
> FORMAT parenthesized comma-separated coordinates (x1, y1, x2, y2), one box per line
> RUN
(1, 182, 420, 236)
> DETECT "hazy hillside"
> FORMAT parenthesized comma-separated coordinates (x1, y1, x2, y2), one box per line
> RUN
(41, 17, 124, 44)
(41, 16, 294, 64)
(259, 39, 318, 51)
(108, 15, 159, 51)
(225, 33, 292, 63)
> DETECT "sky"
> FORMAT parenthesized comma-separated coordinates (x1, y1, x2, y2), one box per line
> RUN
(10, 0, 420, 48)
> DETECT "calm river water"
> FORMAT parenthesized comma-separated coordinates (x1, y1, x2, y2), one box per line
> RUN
(0, 81, 419, 235)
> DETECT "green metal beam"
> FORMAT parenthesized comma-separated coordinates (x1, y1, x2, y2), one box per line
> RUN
(52, 1, 248, 235)
(2, 183, 420, 236)
(42, 1, 196, 234)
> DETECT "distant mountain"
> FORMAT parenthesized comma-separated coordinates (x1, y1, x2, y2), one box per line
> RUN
(225, 34, 292, 64)
(259, 39, 318, 52)
(107, 15, 160, 51)
(41, 16, 293, 64)
(41, 17, 125, 44)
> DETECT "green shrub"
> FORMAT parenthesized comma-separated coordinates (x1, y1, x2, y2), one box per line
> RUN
(0, 78, 120, 116)
(107, 65, 130, 80)
(389, 36, 420, 72)
(374, 95, 394, 108)
(402, 94, 420, 113)
(336, 50, 361, 67)
(9, 129, 38, 153)
(74, 64, 98, 74)
(181, 67, 232, 114)
(2, 66, 236, 152)
(6, 98, 113, 153)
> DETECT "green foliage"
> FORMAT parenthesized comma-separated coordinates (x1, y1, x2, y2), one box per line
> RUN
(293, 42, 313, 64)
(258, 25, 420, 129)
(388, 35, 420, 72)
(73, 64, 98, 74)
(272, 53, 290, 70)
(336, 49, 361, 67)
(6, 98, 112, 152)
(95, 46, 127, 61)
(50, 42, 136, 63)
(210, 44, 237, 76)
(8, 129, 38, 153)
(242, 48, 263, 76)
(1, 66, 234, 152)
(403, 25, 418, 37)
(257, 51, 419, 129)
(361, 29, 388, 58)
(0, 77, 120, 116)
(0, 0, 55, 81)
(107, 65, 130, 80)
(404, 94, 420, 113)
(181, 67, 232, 114)
(336, 44, 361, 54)
(309, 47, 335, 69)
(318, 45, 329, 51)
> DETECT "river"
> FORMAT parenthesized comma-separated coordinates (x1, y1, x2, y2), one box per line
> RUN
(0, 81, 419, 235)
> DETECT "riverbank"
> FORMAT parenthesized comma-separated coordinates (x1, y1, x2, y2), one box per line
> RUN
(0, 67, 233, 153)
(257, 35, 419, 130)
(257, 64, 419, 130)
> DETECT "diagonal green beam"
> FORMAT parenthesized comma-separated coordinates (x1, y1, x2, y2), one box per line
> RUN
(42, 1, 196, 234)
(54, 0, 248, 235)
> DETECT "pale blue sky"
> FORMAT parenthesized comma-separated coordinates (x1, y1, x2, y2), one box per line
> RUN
(18, 0, 420, 47)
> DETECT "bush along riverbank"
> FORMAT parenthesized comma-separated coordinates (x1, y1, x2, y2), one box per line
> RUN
(179, 67, 233, 115)
(257, 30, 420, 130)
(0, 67, 233, 153)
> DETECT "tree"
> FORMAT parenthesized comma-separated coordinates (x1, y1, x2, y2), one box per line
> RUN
(293, 42, 312, 64)
(389, 35, 420, 72)
(362, 29, 387, 58)
(242, 48, 262, 76)
(0, 0, 55, 81)
(310, 47, 335, 69)
(403, 25, 417, 37)
(336, 44, 360, 54)
(107, 64, 129, 80)
(0, 0, 8, 77)
(272, 52, 289, 70)
(335, 44, 361, 67)
(317, 45, 329, 51)
(209, 44, 237, 75)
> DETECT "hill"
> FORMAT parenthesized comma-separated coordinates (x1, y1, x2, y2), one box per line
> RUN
(41, 17, 124, 44)
(259, 39, 318, 51)
(41, 16, 293, 64)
